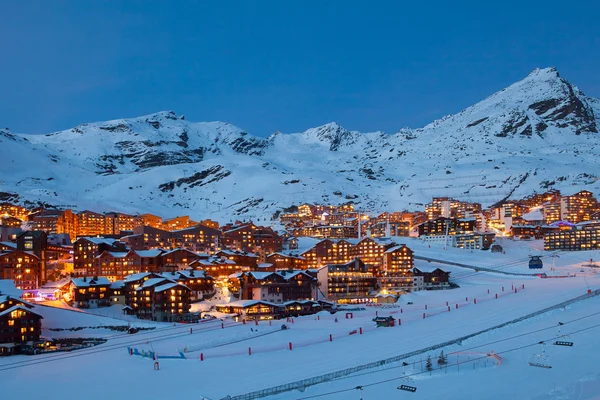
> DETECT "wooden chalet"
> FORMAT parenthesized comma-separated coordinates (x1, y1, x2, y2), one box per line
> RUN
(265, 252, 307, 270)
(413, 267, 451, 289)
(215, 300, 284, 321)
(69, 277, 112, 308)
(0, 295, 43, 356)
(161, 269, 215, 302)
(132, 278, 191, 322)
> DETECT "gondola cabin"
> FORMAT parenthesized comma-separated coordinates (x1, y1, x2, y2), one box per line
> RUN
(529, 256, 543, 269)
(373, 316, 396, 327)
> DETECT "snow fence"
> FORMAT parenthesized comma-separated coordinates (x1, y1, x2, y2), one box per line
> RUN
(220, 288, 600, 400)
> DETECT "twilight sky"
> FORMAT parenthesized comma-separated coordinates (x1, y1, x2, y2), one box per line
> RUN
(1, 0, 598, 136)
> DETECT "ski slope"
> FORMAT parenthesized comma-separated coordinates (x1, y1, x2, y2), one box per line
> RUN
(1, 260, 599, 399)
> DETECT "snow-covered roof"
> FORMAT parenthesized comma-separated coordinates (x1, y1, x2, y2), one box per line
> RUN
(374, 293, 397, 298)
(162, 248, 198, 256)
(0, 242, 17, 249)
(0, 279, 22, 297)
(135, 277, 171, 290)
(283, 300, 317, 306)
(41, 278, 70, 289)
(154, 282, 186, 292)
(384, 245, 408, 254)
(278, 270, 313, 280)
(217, 299, 279, 308)
(267, 252, 306, 260)
(104, 251, 129, 258)
(246, 271, 276, 280)
(124, 272, 154, 283)
(110, 280, 125, 289)
(0, 304, 43, 318)
(218, 249, 258, 257)
(257, 263, 274, 268)
(79, 237, 119, 246)
(70, 277, 111, 287)
(133, 249, 162, 257)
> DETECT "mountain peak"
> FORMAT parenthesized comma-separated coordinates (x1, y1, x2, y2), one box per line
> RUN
(526, 66, 560, 80)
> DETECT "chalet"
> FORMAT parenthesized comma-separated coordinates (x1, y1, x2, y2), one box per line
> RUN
(239, 270, 317, 303)
(161, 269, 215, 302)
(265, 252, 307, 270)
(300, 239, 353, 269)
(317, 259, 377, 303)
(0, 295, 43, 356)
(215, 249, 259, 269)
(381, 245, 414, 293)
(283, 300, 322, 316)
(413, 267, 451, 289)
(161, 249, 201, 272)
(511, 225, 560, 240)
(69, 277, 112, 308)
(222, 223, 282, 254)
(73, 237, 128, 276)
(132, 277, 191, 322)
(1, 216, 22, 228)
(374, 293, 398, 304)
(191, 256, 240, 278)
(136, 249, 164, 273)
(215, 300, 284, 321)
(171, 224, 221, 253)
(350, 237, 394, 269)
(122, 272, 163, 305)
(0, 250, 41, 292)
(95, 250, 141, 281)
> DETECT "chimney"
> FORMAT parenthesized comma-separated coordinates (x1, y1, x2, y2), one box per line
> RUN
(83, 276, 87, 282)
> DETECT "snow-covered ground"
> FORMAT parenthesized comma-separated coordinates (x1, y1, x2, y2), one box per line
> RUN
(2, 243, 600, 399)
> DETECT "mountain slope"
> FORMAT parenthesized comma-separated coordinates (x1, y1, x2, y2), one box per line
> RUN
(2, 67, 599, 221)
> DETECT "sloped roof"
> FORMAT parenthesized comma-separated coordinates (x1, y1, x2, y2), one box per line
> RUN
(78, 237, 120, 246)
(0, 305, 43, 318)
(384, 245, 409, 254)
(124, 272, 154, 283)
(0, 279, 22, 297)
(216, 299, 279, 308)
(71, 277, 111, 287)
(110, 280, 125, 289)
(135, 249, 164, 258)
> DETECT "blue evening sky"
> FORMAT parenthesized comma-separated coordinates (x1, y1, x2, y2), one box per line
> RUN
(1, 1, 598, 136)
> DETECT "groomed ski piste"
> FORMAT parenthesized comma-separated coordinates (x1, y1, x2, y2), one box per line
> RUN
(2, 238, 600, 400)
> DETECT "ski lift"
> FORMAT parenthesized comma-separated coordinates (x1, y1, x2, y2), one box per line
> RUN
(554, 322, 574, 347)
(528, 343, 552, 368)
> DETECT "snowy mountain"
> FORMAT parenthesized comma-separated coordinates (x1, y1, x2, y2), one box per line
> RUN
(2, 67, 599, 221)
